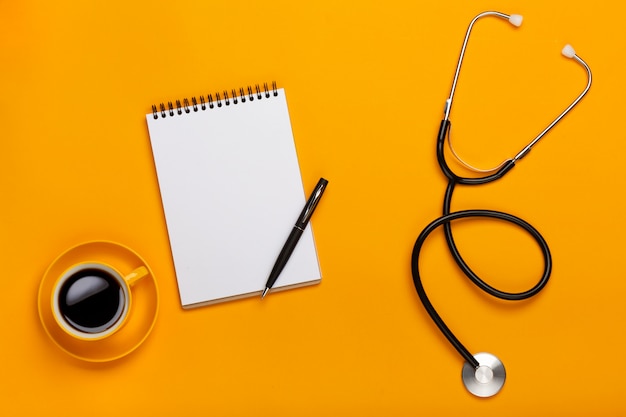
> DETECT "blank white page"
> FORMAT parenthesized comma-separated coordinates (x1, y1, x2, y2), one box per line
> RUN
(146, 88, 321, 308)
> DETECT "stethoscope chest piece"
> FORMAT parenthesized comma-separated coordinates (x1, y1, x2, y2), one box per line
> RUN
(461, 352, 506, 397)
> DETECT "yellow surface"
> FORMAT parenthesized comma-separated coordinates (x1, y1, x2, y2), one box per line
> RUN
(1, 0, 624, 415)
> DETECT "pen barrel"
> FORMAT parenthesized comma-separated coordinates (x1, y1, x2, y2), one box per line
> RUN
(265, 227, 304, 289)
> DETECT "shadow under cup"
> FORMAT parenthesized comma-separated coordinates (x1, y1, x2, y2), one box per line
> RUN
(51, 263, 145, 341)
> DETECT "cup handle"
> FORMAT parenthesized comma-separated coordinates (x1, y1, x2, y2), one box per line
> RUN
(124, 266, 149, 286)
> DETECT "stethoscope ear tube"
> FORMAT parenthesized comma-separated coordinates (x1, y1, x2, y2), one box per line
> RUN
(436, 120, 449, 144)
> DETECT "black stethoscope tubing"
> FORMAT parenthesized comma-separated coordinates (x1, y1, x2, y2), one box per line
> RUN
(410, 119, 552, 369)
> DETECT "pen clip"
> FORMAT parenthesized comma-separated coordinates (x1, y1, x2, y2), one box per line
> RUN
(297, 178, 328, 226)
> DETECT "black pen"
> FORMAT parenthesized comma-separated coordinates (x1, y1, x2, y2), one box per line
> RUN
(261, 177, 328, 298)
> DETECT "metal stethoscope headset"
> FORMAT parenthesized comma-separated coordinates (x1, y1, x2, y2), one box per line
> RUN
(410, 11, 592, 397)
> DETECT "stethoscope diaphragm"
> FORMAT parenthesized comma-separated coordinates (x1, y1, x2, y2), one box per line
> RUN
(461, 352, 506, 397)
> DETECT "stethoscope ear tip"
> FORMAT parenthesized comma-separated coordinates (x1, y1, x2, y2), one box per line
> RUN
(508, 14, 523, 27)
(461, 352, 506, 397)
(562, 44, 577, 58)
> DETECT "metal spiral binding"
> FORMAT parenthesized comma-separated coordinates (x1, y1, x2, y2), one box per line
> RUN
(152, 81, 278, 120)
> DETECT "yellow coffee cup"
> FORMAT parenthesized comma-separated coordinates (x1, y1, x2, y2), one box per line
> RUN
(51, 262, 148, 341)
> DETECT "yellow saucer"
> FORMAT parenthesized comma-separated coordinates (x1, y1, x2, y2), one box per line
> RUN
(38, 241, 159, 362)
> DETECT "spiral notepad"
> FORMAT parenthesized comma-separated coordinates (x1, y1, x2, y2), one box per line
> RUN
(146, 83, 321, 308)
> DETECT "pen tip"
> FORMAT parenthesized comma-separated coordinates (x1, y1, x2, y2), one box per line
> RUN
(261, 288, 270, 299)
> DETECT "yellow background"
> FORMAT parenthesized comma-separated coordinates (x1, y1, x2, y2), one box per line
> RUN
(1, 0, 624, 415)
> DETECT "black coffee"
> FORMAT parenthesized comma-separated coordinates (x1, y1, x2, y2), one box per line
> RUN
(58, 268, 125, 334)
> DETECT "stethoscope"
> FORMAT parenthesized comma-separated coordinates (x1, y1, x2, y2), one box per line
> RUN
(411, 11, 592, 397)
